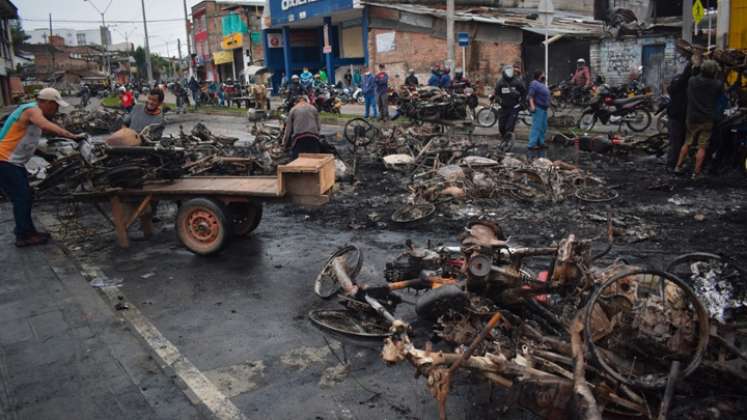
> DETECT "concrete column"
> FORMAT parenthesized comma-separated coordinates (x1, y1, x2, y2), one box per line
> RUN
(362, 7, 370, 68)
(282, 26, 292, 82)
(683, 0, 694, 43)
(716, 0, 730, 48)
(324, 16, 334, 84)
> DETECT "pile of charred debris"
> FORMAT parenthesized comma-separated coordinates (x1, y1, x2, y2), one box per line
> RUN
(311, 221, 747, 420)
(336, 119, 627, 225)
(30, 117, 291, 199)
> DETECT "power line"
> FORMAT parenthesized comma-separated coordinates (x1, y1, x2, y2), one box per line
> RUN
(20, 17, 184, 24)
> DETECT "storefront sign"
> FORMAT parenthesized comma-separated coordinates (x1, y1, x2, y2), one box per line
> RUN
(222, 33, 243, 49)
(267, 33, 284, 48)
(269, 0, 359, 26)
(213, 51, 234, 65)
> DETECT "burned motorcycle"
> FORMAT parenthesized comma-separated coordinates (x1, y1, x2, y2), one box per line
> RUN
(578, 85, 653, 132)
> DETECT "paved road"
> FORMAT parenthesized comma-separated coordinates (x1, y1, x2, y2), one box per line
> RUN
(0, 216, 200, 420)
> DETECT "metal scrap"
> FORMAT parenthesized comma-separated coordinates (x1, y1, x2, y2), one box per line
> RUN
(310, 221, 747, 419)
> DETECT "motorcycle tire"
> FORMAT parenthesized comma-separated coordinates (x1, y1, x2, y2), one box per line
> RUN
(415, 284, 468, 321)
(578, 111, 597, 132)
(656, 114, 668, 134)
(476, 107, 498, 128)
(625, 109, 652, 132)
(356, 95, 365, 105)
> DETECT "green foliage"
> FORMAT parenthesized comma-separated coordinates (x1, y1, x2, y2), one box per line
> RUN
(132, 46, 174, 80)
(10, 20, 30, 50)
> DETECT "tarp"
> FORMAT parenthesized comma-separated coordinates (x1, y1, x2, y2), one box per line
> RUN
(222, 13, 248, 36)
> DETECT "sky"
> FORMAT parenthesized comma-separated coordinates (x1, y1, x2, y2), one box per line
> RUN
(16, 0, 224, 58)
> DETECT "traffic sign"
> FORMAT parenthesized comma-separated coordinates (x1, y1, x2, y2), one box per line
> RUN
(693, 0, 705, 25)
(458, 32, 470, 47)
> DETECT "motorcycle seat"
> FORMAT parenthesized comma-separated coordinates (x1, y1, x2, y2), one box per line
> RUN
(613, 96, 648, 106)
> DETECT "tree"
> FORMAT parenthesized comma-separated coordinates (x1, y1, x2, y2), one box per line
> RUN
(10, 20, 30, 51)
(132, 46, 172, 81)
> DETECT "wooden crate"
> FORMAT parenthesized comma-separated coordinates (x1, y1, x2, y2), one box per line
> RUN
(278, 154, 335, 205)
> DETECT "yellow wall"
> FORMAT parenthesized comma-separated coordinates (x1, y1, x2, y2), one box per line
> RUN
(730, 0, 747, 49)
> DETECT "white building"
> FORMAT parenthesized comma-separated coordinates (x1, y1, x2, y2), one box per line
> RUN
(27, 26, 111, 47)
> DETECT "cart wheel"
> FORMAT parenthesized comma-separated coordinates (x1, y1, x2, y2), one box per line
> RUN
(176, 198, 228, 255)
(228, 202, 263, 237)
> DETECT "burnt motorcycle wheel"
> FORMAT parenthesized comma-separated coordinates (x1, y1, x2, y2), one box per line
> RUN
(476, 107, 498, 128)
(176, 198, 228, 255)
(583, 269, 710, 389)
(625, 109, 652, 132)
(578, 111, 597, 132)
(228, 201, 263, 237)
(415, 285, 469, 321)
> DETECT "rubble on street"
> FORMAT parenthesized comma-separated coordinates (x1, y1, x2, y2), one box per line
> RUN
(312, 222, 747, 420)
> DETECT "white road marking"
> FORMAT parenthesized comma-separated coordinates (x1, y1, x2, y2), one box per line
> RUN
(67, 257, 248, 420)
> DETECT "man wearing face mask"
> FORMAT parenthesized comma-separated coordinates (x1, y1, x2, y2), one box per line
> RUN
(493, 64, 527, 143)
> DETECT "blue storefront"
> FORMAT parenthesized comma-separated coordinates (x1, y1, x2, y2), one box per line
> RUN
(264, 0, 369, 93)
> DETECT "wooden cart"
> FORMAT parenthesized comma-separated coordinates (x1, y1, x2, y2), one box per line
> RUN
(75, 154, 335, 255)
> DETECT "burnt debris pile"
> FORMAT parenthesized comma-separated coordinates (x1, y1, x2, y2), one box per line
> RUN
(311, 222, 747, 419)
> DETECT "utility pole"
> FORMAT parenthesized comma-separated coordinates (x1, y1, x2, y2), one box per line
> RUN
(141, 0, 153, 83)
(183, 0, 193, 77)
(48, 14, 55, 72)
(177, 38, 183, 77)
(683, 0, 694, 43)
(446, 0, 455, 69)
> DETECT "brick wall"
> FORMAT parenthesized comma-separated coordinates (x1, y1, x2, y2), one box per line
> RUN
(367, 28, 521, 88)
(591, 35, 681, 93)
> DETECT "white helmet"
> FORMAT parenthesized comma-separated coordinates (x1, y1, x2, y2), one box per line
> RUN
(577, 58, 586, 64)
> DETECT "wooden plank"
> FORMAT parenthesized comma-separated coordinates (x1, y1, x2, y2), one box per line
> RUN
(126, 195, 152, 229)
(278, 154, 335, 173)
(110, 196, 129, 248)
(118, 177, 283, 197)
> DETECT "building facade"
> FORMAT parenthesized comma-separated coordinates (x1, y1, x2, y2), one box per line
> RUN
(27, 26, 111, 47)
(23, 36, 105, 79)
(190, 0, 265, 83)
(0, 0, 17, 106)
(262, 1, 603, 93)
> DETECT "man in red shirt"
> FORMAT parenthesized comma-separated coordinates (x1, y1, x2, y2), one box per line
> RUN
(120, 87, 135, 112)
(571, 58, 591, 88)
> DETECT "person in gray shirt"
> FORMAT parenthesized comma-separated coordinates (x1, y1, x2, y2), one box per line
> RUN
(123, 88, 165, 133)
(282, 96, 321, 159)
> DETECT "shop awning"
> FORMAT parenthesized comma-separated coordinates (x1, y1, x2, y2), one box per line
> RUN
(245, 65, 271, 76)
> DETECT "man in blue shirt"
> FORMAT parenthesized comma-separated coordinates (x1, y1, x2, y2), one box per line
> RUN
(440, 67, 452, 89)
(361, 71, 378, 119)
(428, 66, 442, 87)
(374, 64, 390, 121)
(527, 70, 551, 159)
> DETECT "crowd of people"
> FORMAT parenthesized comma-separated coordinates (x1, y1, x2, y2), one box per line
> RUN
(667, 58, 743, 179)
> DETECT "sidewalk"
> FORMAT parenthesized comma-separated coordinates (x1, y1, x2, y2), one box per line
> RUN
(0, 207, 201, 420)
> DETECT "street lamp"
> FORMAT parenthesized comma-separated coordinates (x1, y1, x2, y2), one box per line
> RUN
(83, 0, 114, 74)
(537, 0, 555, 85)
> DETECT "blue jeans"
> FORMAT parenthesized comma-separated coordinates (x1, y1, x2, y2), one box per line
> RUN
(364, 93, 378, 118)
(0, 161, 36, 238)
(528, 107, 548, 158)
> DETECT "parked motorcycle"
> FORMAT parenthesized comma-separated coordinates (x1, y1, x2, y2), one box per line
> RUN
(313, 85, 342, 114)
(578, 85, 653, 132)
(654, 94, 670, 133)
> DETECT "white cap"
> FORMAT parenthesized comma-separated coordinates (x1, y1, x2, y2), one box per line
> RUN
(37, 88, 70, 108)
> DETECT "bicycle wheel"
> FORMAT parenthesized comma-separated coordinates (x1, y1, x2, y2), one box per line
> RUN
(476, 107, 498, 128)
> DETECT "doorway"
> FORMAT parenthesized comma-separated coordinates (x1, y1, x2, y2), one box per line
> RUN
(642, 44, 666, 95)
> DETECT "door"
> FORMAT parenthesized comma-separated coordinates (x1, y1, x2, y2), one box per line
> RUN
(642, 44, 665, 95)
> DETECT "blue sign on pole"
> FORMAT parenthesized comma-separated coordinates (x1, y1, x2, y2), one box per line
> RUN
(458, 32, 470, 47)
